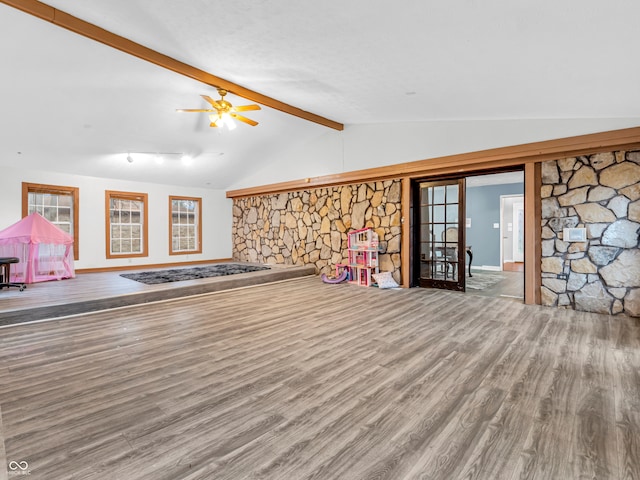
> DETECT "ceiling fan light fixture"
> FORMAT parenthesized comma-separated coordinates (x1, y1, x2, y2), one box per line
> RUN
(222, 113, 237, 131)
(209, 112, 236, 130)
(179, 89, 260, 129)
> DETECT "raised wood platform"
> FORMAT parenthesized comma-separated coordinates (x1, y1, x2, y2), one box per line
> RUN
(0, 263, 315, 327)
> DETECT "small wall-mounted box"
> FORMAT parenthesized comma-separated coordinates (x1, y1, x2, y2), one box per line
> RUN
(563, 227, 587, 242)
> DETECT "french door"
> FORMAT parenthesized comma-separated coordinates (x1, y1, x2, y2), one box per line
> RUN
(415, 178, 466, 291)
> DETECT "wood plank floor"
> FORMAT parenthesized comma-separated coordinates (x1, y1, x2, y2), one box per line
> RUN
(0, 277, 638, 479)
(503, 262, 525, 273)
(468, 270, 525, 300)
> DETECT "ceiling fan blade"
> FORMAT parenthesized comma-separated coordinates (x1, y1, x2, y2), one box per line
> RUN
(201, 95, 220, 108)
(176, 108, 215, 113)
(231, 113, 258, 126)
(233, 104, 261, 112)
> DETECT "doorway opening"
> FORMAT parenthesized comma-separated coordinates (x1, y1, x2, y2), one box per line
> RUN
(500, 194, 525, 272)
(412, 170, 524, 301)
(464, 171, 524, 300)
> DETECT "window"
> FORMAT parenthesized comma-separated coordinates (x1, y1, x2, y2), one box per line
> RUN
(105, 191, 148, 258)
(22, 182, 79, 259)
(169, 196, 202, 255)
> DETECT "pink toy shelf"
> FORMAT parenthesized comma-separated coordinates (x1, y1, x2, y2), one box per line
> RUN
(336, 227, 379, 287)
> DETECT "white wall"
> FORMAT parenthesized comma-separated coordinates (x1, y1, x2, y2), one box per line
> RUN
(230, 117, 640, 190)
(0, 165, 232, 270)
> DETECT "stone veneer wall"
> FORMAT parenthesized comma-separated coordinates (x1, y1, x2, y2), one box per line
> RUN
(232, 180, 403, 282)
(541, 149, 640, 316)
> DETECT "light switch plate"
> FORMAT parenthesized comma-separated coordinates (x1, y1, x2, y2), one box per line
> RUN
(563, 227, 587, 242)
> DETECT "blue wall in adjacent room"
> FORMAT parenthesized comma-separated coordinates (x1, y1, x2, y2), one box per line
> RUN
(465, 182, 524, 268)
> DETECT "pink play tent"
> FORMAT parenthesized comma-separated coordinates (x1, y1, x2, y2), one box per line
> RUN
(0, 212, 75, 283)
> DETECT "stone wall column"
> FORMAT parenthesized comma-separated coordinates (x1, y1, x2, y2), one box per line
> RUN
(540, 150, 640, 316)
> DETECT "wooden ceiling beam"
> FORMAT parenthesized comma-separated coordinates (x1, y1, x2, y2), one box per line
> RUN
(1, 0, 344, 131)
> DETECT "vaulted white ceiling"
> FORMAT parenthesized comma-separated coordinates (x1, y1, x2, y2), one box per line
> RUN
(1, 0, 639, 189)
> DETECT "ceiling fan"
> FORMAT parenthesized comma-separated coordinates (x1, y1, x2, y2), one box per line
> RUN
(177, 88, 261, 129)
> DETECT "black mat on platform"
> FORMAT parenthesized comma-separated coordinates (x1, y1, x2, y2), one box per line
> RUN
(121, 263, 270, 285)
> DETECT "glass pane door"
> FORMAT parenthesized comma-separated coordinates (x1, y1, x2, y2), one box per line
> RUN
(416, 179, 465, 291)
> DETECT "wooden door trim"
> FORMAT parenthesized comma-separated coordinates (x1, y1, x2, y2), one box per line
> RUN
(524, 163, 541, 305)
(401, 177, 411, 287)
